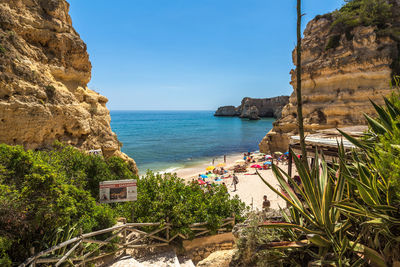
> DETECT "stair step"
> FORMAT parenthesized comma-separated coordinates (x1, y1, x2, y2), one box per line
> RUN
(179, 259, 195, 267)
(137, 249, 180, 267)
(108, 255, 145, 267)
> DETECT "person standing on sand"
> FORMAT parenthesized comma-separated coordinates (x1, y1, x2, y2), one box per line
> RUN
(212, 158, 215, 165)
(232, 174, 239, 192)
(224, 154, 226, 163)
(222, 182, 228, 193)
(263, 195, 271, 211)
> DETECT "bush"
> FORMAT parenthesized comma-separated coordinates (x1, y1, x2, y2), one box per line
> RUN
(0, 143, 247, 264)
(0, 143, 129, 263)
(233, 213, 309, 266)
(127, 171, 247, 238)
(0, 44, 5, 54)
(330, 0, 392, 34)
(325, 34, 341, 50)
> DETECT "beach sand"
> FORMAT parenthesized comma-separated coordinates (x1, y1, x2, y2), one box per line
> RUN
(174, 153, 244, 180)
(227, 167, 287, 211)
(171, 153, 288, 211)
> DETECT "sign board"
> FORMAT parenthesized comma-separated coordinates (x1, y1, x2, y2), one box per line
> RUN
(99, 179, 137, 203)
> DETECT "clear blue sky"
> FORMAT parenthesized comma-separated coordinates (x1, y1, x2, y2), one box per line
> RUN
(68, 0, 344, 110)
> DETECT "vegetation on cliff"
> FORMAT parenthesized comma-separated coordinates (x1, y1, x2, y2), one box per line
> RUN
(323, 0, 396, 50)
(0, 144, 246, 265)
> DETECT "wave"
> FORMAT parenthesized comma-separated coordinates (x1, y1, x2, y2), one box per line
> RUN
(158, 166, 181, 174)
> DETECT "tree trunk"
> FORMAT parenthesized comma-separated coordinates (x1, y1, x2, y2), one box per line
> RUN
(296, 0, 308, 167)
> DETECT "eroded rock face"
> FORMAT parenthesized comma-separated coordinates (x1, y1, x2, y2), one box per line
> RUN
(214, 106, 238, 116)
(214, 96, 289, 119)
(0, 0, 138, 173)
(259, 16, 397, 153)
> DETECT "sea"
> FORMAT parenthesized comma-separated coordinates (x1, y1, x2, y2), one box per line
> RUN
(110, 111, 274, 175)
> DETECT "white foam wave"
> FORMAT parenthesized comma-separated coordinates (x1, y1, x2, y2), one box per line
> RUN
(158, 167, 181, 174)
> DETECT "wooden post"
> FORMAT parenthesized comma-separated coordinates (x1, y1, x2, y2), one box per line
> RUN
(288, 147, 293, 178)
(166, 217, 170, 243)
(123, 225, 127, 255)
(232, 213, 236, 226)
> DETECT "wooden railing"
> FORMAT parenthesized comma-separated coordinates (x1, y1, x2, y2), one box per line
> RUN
(19, 217, 235, 267)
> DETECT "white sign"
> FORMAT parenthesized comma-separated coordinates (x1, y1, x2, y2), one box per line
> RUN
(99, 179, 137, 203)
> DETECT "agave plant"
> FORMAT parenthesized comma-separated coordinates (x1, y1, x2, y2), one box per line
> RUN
(258, 142, 391, 266)
(337, 95, 400, 265)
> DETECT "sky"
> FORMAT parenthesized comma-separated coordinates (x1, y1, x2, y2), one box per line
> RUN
(67, 0, 344, 110)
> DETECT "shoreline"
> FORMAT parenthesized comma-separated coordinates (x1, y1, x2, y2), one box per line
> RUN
(141, 150, 287, 210)
(138, 152, 250, 179)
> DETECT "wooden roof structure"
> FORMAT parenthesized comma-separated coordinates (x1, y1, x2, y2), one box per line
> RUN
(288, 126, 367, 177)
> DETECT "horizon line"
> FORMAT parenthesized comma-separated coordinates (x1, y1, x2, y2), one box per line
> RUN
(110, 109, 215, 111)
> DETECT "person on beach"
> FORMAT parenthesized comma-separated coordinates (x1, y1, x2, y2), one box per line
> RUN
(222, 182, 228, 193)
(212, 158, 215, 165)
(263, 195, 271, 211)
(232, 174, 239, 192)
(224, 154, 226, 163)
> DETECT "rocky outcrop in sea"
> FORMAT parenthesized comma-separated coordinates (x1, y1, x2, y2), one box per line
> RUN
(259, 6, 399, 153)
(214, 96, 289, 120)
(0, 0, 137, 173)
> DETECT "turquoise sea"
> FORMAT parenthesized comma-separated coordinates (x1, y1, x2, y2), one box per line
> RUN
(110, 111, 274, 175)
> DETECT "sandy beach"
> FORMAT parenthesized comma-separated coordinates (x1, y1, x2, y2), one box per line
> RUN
(170, 153, 287, 211)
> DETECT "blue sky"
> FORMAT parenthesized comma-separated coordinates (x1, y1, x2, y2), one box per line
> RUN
(68, 0, 344, 110)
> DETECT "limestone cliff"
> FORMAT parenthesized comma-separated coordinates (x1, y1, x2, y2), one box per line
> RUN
(0, 0, 138, 173)
(259, 11, 398, 153)
(214, 96, 289, 119)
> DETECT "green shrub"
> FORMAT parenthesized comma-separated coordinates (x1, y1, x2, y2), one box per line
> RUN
(45, 85, 56, 100)
(0, 236, 11, 267)
(330, 0, 392, 34)
(233, 213, 309, 266)
(325, 34, 341, 50)
(128, 171, 247, 238)
(0, 143, 128, 263)
(0, 143, 247, 264)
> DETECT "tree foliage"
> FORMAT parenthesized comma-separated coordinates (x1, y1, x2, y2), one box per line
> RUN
(116, 171, 247, 239)
(331, 0, 393, 33)
(0, 143, 247, 264)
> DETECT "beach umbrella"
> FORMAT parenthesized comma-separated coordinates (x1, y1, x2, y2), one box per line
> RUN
(200, 174, 208, 179)
(265, 155, 273, 159)
(274, 151, 283, 155)
(235, 159, 245, 164)
(251, 164, 262, 168)
(217, 163, 226, 167)
(284, 152, 289, 155)
(198, 179, 206, 185)
(215, 178, 222, 182)
(264, 161, 272, 165)
(207, 173, 217, 178)
(206, 166, 215, 171)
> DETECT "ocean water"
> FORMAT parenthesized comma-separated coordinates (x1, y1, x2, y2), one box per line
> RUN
(110, 111, 274, 175)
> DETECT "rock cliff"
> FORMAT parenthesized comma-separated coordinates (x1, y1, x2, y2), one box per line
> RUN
(0, 0, 138, 173)
(259, 12, 398, 153)
(214, 96, 289, 119)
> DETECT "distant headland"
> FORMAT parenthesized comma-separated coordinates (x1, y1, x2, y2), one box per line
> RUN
(214, 96, 289, 120)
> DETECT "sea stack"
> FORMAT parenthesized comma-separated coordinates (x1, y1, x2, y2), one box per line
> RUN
(214, 96, 289, 119)
(0, 0, 138, 173)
